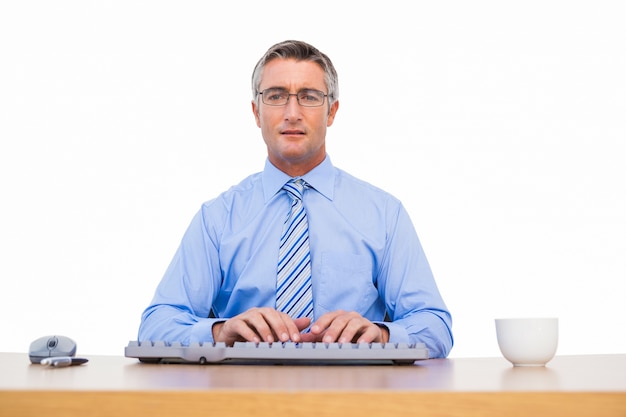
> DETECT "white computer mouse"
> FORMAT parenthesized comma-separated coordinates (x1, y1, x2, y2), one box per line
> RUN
(28, 335, 77, 364)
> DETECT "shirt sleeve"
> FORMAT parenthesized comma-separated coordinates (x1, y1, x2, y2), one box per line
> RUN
(377, 202, 454, 358)
(138, 205, 223, 344)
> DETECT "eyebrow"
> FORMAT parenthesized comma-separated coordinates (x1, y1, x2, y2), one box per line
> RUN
(262, 87, 324, 93)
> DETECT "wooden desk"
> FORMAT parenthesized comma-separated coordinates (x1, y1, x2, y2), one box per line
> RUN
(1, 353, 625, 417)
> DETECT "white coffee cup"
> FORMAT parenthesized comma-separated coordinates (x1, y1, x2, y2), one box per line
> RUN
(495, 317, 558, 366)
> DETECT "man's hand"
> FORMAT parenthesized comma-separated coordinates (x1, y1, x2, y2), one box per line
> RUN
(300, 310, 389, 344)
(212, 307, 311, 346)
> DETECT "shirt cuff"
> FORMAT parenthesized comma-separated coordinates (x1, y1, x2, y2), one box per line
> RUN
(189, 318, 225, 344)
(374, 321, 409, 344)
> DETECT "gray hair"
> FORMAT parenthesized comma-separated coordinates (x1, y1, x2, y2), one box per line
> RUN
(251, 40, 339, 109)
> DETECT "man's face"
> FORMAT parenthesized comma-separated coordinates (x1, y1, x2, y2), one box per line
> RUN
(252, 58, 339, 176)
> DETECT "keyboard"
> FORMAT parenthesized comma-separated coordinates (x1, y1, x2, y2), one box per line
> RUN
(125, 340, 429, 365)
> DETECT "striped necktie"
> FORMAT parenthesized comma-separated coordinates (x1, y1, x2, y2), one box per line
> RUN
(276, 179, 313, 320)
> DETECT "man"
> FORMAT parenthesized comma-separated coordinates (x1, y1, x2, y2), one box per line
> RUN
(138, 40, 453, 358)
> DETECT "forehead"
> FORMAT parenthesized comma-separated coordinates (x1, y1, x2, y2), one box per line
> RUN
(260, 58, 326, 90)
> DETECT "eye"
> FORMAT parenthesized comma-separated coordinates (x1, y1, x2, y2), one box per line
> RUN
(298, 89, 323, 103)
(264, 88, 288, 102)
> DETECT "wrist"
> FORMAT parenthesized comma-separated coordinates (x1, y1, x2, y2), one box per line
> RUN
(212, 321, 225, 342)
(377, 324, 390, 343)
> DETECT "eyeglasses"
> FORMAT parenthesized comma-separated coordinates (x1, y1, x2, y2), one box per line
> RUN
(257, 88, 328, 107)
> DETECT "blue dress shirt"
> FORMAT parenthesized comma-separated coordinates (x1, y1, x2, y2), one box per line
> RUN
(138, 156, 453, 357)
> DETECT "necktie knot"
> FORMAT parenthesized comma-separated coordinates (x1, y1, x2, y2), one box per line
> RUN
(282, 179, 306, 202)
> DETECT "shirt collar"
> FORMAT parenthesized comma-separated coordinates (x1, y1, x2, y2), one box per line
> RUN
(262, 155, 335, 202)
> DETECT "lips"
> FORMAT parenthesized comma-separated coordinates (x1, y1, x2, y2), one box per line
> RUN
(281, 129, 305, 135)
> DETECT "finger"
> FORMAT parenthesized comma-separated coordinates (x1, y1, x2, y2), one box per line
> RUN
(243, 312, 277, 343)
(221, 308, 280, 344)
(293, 317, 311, 332)
(298, 330, 323, 343)
(315, 311, 357, 343)
(333, 316, 365, 344)
(320, 312, 374, 344)
(309, 310, 345, 336)
(219, 317, 262, 345)
(249, 308, 305, 343)
(353, 323, 384, 344)
(268, 312, 304, 342)
(340, 315, 388, 344)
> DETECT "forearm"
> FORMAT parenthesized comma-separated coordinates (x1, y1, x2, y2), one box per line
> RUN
(138, 305, 219, 344)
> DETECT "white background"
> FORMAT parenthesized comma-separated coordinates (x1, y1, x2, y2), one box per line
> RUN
(1, 1, 624, 358)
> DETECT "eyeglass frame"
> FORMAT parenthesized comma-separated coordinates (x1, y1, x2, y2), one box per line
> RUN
(256, 87, 330, 107)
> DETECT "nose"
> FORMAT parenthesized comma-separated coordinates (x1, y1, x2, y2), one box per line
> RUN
(283, 94, 303, 120)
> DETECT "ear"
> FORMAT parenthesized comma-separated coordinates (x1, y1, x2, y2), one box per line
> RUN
(326, 100, 339, 127)
(252, 101, 261, 127)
